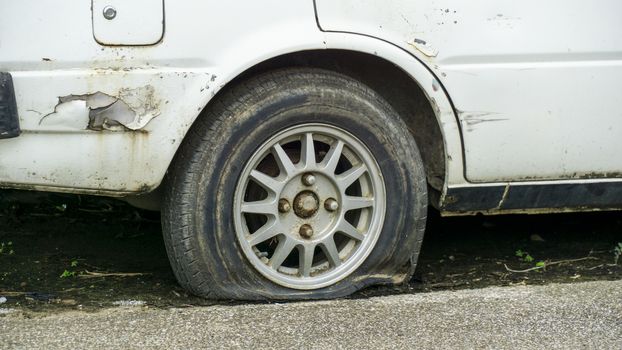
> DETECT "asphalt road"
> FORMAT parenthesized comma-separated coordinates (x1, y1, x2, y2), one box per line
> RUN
(1, 280, 620, 349)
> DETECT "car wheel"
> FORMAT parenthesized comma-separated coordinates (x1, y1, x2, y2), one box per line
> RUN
(162, 68, 427, 300)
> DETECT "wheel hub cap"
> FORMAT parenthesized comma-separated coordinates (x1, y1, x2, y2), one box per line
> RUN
(233, 123, 386, 290)
(293, 190, 319, 218)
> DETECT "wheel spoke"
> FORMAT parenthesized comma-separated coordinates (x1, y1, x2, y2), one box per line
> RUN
(269, 237, 296, 269)
(248, 220, 279, 246)
(235, 124, 387, 288)
(321, 140, 344, 175)
(249, 170, 284, 193)
(300, 132, 316, 169)
(337, 221, 365, 241)
(337, 164, 367, 190)
(343, 196, 374, 211)
(321, 237, 342, 267)
(272, 143, 296, 177)
(241, 199, 276, 215)
(299, 244, 316, 277)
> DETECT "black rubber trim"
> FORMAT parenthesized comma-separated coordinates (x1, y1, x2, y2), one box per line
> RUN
(0, 72, 20, 139)
(441, 186, 505, 212)
(442, 181, 622, 213)
(503, 182, 622, 210)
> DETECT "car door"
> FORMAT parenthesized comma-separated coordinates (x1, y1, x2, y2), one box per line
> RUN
(315, 0, 622, 183)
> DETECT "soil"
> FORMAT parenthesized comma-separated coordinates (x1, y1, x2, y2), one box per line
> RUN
(0, 190, 620, 314)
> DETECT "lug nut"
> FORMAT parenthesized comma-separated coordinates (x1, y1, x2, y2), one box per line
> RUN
(299, 224, 314, 239)
(324, 198, 339, 212)
(301, 173, 316, 186)
(278, 199, 291, 213)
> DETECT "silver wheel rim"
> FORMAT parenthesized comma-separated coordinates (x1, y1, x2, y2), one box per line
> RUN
(233, 123, 386, 290)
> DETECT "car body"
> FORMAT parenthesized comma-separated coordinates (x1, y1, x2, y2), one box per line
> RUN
(1, 0, 621, 299)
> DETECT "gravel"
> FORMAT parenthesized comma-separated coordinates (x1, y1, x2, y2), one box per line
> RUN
(1, 280, 621, 349)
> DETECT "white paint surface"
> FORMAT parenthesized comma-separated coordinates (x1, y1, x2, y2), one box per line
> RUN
(0, 0, 621, 202)
(316, 0, 622, 182)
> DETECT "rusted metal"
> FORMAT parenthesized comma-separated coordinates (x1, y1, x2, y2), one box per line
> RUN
(324, 198, 339, 212)
(301, 173, 316, 186)
(278, 198, 291, 213)
(293, 190, 319, 218)
(299, 224, 314, 239)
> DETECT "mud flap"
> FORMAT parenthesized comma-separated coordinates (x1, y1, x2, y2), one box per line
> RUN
(0, 72, 20, 139)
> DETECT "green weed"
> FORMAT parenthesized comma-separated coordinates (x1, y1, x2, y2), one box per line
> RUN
(60, 270, 76, 278)
(516, 249, 545, 269)
(515, 249, 534, 263)
(0, 241, 14, 256)
(60, 259, 80, 278)
(614, 242, 622, 265)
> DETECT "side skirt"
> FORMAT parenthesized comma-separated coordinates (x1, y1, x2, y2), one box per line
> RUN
(440, 180, 622, 216)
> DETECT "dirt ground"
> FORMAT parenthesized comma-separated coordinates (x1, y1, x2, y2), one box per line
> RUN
(0, 190, 620, 314)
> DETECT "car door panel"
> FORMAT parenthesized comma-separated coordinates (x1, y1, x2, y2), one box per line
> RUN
(315, 0, 622, 182)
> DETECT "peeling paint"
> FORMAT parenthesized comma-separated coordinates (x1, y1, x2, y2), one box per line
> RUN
(409, 39, 438, 57)
(40, 86, 160, 131)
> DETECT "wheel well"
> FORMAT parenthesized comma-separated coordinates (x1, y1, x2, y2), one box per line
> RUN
(213, 50, 447, 199)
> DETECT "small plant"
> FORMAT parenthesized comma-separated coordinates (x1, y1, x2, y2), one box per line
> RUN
(515, 249, 546, 269)
(60, 270, 76, 278)
(614, 242, 622, 265)
(60, 259, 80, 278)
(0, 241, 14, 256)
(515, 249, 534, 263)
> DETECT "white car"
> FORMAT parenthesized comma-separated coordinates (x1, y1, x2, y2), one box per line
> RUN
(1, 1, 621, 299)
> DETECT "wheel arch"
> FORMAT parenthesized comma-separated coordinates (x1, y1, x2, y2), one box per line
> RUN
(173, 53, 462, 211)
(234, 50, 447, 196)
